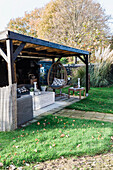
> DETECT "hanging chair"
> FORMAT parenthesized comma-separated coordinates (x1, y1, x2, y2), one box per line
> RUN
(47, 61, 67, 89)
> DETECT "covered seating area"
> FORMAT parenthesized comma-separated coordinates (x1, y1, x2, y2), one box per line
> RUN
(0, 30, 89, 131)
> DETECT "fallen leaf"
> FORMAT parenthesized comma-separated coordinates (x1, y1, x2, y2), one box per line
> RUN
(60, 134, 65, 138)
(26, 163, 30, 166)
(77, 144, 81, 148)
(52, 144, 56, 147)
(66, 134, 69, 138)
(15, 146, 19, 148)
(9, 165, 16, 169)
(35, 138, 39, 141)
(0, 162, 3, 167)
(34, 149, 37, 152)
(111, 136, 113, 140)
(37, 122, 40, 125)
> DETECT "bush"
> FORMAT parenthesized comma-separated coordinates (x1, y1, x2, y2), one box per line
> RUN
(60, 58, 68, 64)
(71, 66, 86, 87)
(71, 46, 113, 88)
(89, 46, 113, 87)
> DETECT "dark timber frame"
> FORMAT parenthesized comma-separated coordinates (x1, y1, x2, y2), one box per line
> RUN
(0, 30, 89, 95)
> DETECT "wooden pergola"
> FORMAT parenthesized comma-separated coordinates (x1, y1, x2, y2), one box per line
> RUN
(0, 30, 89, 95)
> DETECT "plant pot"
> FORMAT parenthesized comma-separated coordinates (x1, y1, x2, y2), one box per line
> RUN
(41, 86, 46, 92)
(30, 91, 34, 96)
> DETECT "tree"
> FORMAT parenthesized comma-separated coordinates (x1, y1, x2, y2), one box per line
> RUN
(8, 0, 110, 62)
(38, 0, 110, 51)
(8, 8, 42, 37)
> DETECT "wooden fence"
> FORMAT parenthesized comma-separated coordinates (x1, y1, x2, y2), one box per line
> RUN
(0, 84, 17, 131)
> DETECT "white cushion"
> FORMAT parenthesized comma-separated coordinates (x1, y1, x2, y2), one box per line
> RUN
(52, 78, 65, 86)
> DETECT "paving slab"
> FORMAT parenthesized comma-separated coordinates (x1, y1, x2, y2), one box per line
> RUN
(92, 113, 105, 119)
(83, 113, 94, 118)
(33, 96, 80, 117)
(101, 119, 113, 123)
(104, 115, 113, 121)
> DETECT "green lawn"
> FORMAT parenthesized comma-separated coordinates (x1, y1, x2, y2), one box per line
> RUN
(0, 115, 113, 168)
(66, 86, 113, 113)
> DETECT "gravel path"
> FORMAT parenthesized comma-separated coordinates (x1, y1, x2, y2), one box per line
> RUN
(20, 152, 113, 170)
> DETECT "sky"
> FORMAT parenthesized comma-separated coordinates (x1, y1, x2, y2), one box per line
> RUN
(0, 0, 113, 33)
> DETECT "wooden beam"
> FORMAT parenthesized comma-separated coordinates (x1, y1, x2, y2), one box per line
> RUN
(13, 42, 26, 61)
(57, 56, 62, 62)
(52, 58, 55, 64)
(0, 48, 8, 63)
(0, 30, 8, 40)
(78, 55, 86, 64)
(7, 31, 89, 55)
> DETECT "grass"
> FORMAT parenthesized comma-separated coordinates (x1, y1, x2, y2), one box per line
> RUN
(0, 115, 113, 168)
(65, 86, 113, 113)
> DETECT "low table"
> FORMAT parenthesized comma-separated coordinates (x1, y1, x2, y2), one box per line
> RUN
(68, 87, 85, 99)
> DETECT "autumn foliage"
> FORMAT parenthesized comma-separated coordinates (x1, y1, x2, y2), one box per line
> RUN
(8, 0, 110, 60)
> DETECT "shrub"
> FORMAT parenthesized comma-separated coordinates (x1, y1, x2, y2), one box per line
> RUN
(71, 66, 86, 87)
(71, 46, 113, 88)
(90, 46, 113, 87)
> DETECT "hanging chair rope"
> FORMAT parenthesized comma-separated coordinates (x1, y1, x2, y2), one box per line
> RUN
(47, 61, 67, 89)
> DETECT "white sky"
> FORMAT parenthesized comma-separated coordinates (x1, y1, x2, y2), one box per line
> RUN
(0, 0, 113, 33)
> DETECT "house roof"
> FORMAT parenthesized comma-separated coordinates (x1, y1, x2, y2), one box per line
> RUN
(0, 30, 89, 59)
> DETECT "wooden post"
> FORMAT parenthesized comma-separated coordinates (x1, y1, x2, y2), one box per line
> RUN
(52, 58, 55, 92)
(6, 39, 15, 85)
(86, 55, 89, 96)
(52, 58, 55, 64)
(75, 56, 77, 64)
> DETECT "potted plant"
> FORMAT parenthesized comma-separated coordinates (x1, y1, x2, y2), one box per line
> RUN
(30, 87, 34, 96)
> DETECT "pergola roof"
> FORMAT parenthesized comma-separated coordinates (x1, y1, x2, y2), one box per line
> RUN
(0, 30, 89, 59)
